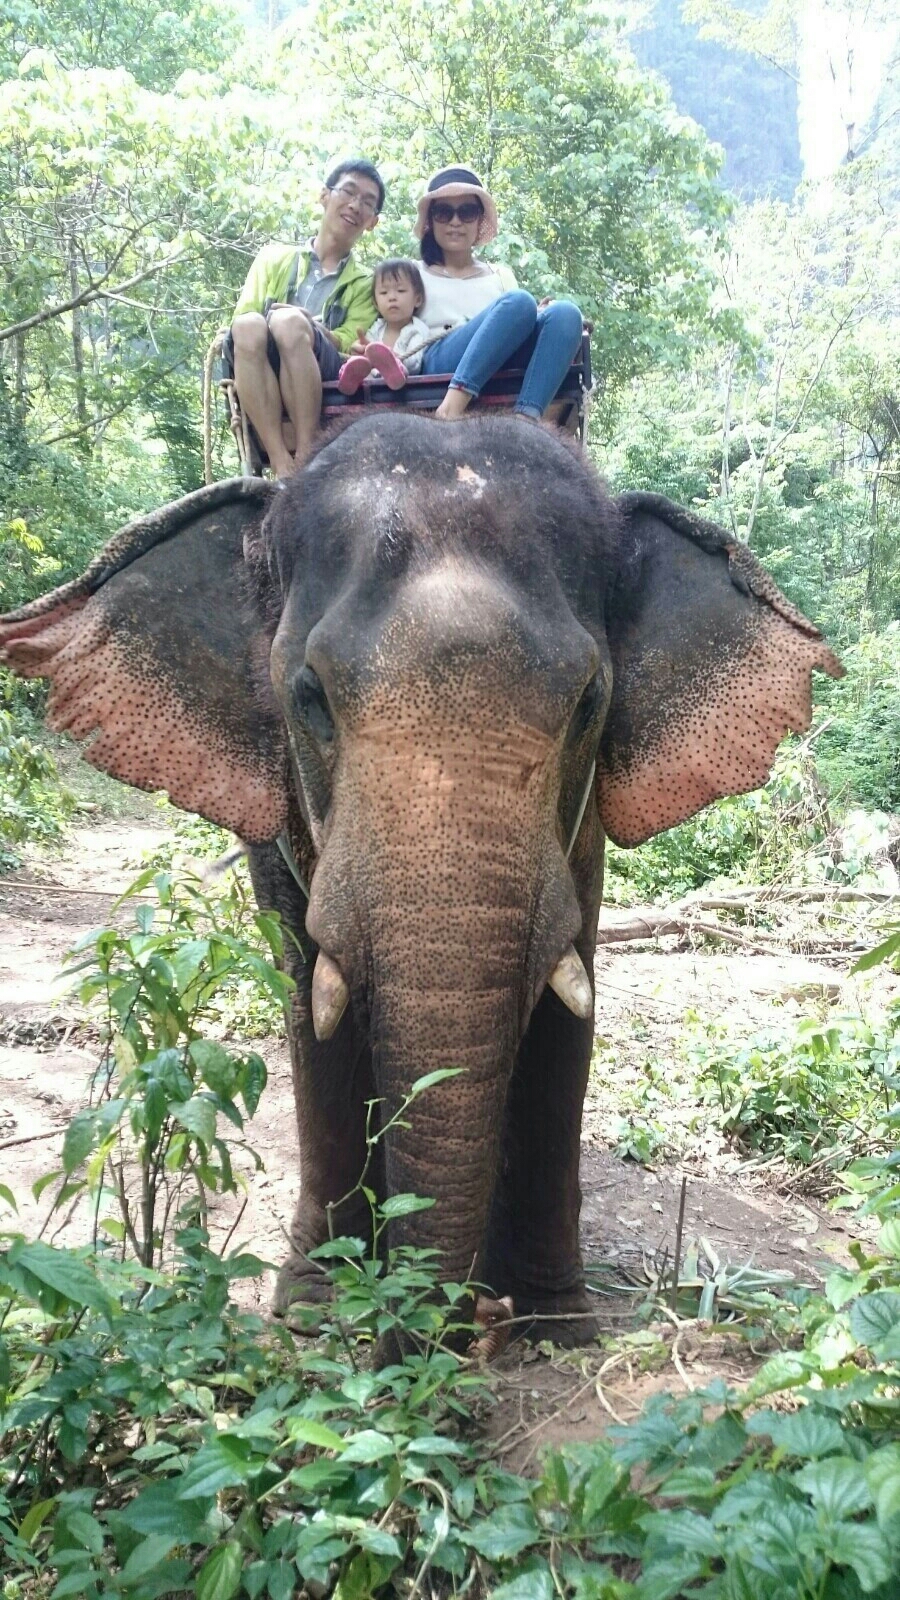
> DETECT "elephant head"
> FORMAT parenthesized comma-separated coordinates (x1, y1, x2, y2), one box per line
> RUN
(0, 418, 841, 1344)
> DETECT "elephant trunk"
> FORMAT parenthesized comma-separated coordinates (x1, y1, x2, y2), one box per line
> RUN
(365, 889, 527, 1284)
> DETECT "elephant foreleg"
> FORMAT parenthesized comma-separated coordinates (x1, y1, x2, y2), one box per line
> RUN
(246, 842, 380, 1323)
(482, 963, 599, 1346)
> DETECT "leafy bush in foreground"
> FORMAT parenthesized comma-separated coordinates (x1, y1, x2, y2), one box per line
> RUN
(1, 874, 900, 1596)
(0, 704, 75, 870)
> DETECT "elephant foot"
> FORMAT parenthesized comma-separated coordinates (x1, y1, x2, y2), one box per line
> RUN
(503, 1284, 600, 1348)
(271, 1253, 333, 1335)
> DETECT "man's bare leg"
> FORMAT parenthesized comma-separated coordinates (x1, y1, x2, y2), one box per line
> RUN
(231, 312, 295, 477)
(268, 309, 323, 467)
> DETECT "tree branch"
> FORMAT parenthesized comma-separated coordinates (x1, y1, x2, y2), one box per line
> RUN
(0, 249, 186, 346)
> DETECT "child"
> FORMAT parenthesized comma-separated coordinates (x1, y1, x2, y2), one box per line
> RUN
(337, 258, 431, 394)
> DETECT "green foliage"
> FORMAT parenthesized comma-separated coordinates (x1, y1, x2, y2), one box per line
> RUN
(688, 1002, 900, 1165)
(605, 749, 828, 903)
(54, 867, 290, 1266)
(308, 0, 736, 389)
(0, 699, 75, 867)
(815, 627, 900, 812)
(2, 875, 900, 1596)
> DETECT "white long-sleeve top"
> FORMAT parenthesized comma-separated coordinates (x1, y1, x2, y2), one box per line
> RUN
(420, 264, 518, 332)
(365, 314, 432, 374)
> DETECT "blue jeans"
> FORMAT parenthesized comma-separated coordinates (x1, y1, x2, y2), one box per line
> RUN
(421, 290, 584, 418)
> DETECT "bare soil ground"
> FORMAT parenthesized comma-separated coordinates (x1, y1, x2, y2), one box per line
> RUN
(1, 805, 892, 1466)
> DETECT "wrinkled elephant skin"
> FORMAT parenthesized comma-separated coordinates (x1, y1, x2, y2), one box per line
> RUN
(0, 418, 842, 1352)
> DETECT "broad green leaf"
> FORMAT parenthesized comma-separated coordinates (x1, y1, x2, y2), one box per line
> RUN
(850, 1289, 900, 1348)
(491, 1560, 555, 1600)
(62, 1109, 96, 1175)
(794, 1457, 872, 1520)
(746, 1407, 844, 1458)
(0, 1182, 18, 1212)
(829, 1521, 894, 1592)
(176, 1437, 254, 1499)
(637, 1556, 706, 1600)
(240, 1054, 267, 1117)
(173, 1093, 217, 1146)
(120, 1532, 178, 1584)
(287, 1418, 346, 1451)
(61, 1509, 105, 1555)
(866, 1445, 900, 1526)
(189, 1039, 238, 1096)
(6, 1240, 115, 1319)
(466, 1502, 542, 1560)
(378, 1193, 436, 1219)
(195, 1542, 243, 1600)
(409, 1068, 463, 1095)
(115, 1480, 212, 1540)
(339, 1429, 398, 1465)
(18, 1496, 56, 1544)
(853, 932, 900, 972)
(877, 1218, 900, 1259)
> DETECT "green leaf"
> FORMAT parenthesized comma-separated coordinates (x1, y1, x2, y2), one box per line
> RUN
(195, 1542, 243, 1600)
(491, 1560, 555, 1600)
(794, 1457, 872, 1520)
(115, 1480, 211, 1540)
(746, 1408, 844, 1458)
(61, 1509, 104, 1555)
(853, 932, 900, 972)
(189, 1040, 237, 1096)
(379, 1193, 436, 1219)
(240, 1054, 267, 1117)
(120, 1532, 178, 1584)
(173, 1094, 217, 1146)
(0, 1182, 18, 1212)
(828, 1521, 894, 1592)
(850, 1289, 900, 1348)
(18, 1496, 56, 1544)
(339, 1429, 398, 1465)
(409, 1068, 464, 1095)
(62, 1109, 96, 1175)
(866, 1445, 900, 1527)
(5, 1240, 114, 1319)
(176, 1437, 254, 1500)
(466, 1502, 541, 1560)
(287, 1418, 346, 1451)
(877, 1218, 900, 1259)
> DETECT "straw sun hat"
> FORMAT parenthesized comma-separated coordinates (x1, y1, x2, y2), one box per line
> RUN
(413, 166, 499, 244)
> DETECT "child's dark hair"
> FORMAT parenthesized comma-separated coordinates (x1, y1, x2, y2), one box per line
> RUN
(374, 258, 425, 308)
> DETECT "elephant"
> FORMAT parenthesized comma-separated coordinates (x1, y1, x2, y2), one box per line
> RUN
(0, 414, 842, 1356)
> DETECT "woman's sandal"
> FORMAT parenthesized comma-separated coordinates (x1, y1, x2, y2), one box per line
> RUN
(366, 341, 408, 390)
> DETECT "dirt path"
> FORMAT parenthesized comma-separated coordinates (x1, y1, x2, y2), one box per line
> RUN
(0, 811, 884, 1463)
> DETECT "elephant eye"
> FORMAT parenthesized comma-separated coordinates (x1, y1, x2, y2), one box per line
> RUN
(293, 665, 335, 744)
(567, 676, 603, 745)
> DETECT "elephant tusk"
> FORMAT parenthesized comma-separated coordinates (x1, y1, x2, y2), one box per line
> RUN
(548, 944, 593, 1019)
(311, 952, 350, 1041)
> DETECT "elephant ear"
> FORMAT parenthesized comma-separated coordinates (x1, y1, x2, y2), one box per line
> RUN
(597, 493, 844, 848)
(0, 478, 289, 843)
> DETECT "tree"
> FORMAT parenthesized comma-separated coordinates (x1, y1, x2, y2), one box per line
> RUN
(291, 0, 738, 393)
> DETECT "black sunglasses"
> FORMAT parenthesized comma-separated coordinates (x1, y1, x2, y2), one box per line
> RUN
(430, 200, 483, 226)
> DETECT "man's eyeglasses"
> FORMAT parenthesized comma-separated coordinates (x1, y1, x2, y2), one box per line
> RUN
(430, 200, 483, 226)
(329, 184, 380, 217)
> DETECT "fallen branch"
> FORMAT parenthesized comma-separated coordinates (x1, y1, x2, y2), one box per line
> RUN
(596, 910, 777, 954)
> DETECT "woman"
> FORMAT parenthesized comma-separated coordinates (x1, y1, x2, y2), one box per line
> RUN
(415, 166, 584, 422)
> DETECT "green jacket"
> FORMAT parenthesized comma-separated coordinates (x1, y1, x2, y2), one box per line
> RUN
(232, 242, 376, 355)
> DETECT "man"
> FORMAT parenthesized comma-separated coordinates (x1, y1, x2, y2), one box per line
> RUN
(231, 159, 383, 476)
